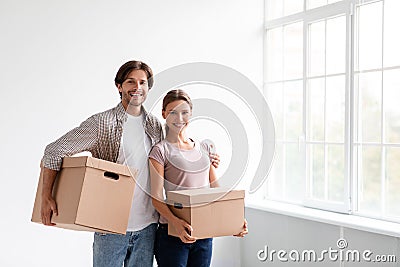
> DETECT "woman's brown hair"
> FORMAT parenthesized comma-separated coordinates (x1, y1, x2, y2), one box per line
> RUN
(162, 89, 193, 111)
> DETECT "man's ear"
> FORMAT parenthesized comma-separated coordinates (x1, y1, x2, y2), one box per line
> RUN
(162, 110, 166, 119)
(116, 84, 122, 92)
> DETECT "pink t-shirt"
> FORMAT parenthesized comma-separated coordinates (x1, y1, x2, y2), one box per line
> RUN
(149, 139, 212, 223)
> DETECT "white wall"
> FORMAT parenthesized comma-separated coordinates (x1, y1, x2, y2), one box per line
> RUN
(0, 0, 263, 266)
(242, 208, 400, 267)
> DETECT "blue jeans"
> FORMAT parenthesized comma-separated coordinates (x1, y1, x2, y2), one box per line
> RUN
(93, 223, 157, 267)
(155, 224, 213, 267)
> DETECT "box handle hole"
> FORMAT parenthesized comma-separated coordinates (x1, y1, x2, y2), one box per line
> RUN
(104, 171, 119, 180)
(174, 203, 183, 209)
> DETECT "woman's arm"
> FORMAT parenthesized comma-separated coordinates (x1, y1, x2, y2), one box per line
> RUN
(149, 158, 196, 243)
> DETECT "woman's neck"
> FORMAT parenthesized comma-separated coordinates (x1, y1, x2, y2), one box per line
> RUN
(165, 130, 192, 147)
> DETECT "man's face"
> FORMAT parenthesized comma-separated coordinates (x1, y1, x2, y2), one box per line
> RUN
(117, 70, 149, 110)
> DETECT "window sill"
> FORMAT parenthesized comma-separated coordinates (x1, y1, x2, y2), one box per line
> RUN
(246, 200, 400, 238)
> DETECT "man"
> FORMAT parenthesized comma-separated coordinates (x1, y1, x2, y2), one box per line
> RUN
(40, 60, 219, 267)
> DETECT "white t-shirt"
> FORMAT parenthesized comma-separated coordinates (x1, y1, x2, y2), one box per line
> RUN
(117, 113, 159, 231)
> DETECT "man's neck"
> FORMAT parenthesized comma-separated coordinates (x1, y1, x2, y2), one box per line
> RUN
(125, 104, 142, 117)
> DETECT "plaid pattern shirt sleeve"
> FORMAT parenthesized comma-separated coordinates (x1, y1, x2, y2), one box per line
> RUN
(42, 114, 99, 171)
(42, 102, 163, 171)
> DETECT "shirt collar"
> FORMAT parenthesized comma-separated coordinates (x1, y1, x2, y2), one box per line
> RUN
(116, 102, 127, 122)
(116, 102, 150, 123)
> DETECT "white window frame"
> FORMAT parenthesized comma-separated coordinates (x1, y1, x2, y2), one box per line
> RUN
(352, 0, 400, 223)
(263, 0, 400, 222)
(302, 1, 353, 213)
(263, 0, 353, 213)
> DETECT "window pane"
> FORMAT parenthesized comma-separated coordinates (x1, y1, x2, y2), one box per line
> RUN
(355, 72, 382, 143)
(383, 0, 400, 68)
(310, 144, 325, 199)
(326, 75, 345, 143)
(383, 69, 400, 144)
(283, 22, 303, 80)
(267, 143, 305, 204)
(326, 15, 346, 74)
(327, 145, 345, 202)
(284, 0, 304, 17)
(358, 146, 382, 214)
(284, 81, 303, 141)
(307, 78, 325, 141)
(356, 2, 383, 71)
(309, 20, 325, 77)
(386, 147, 400, 218)
(286, 144, 305, 202)
(266, 27, 283, 82)
(266, 83, 284, 140)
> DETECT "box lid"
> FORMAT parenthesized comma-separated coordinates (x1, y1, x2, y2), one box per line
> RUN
(62, 156, 135, 177)
(167, 187, 245, 206)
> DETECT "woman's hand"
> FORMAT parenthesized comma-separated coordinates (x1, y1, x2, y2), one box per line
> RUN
(234, 219, 248, 238)
(171, 217, 197, 243)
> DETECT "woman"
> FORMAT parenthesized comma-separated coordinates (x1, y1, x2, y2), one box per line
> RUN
(149, 89, 248, 267)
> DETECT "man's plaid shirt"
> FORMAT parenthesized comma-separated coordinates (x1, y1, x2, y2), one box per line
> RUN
(42, 102, 163, 171)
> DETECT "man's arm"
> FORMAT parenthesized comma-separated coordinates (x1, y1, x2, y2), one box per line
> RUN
(41, 167, 59, 226)
(40, 114, 99, 225)
(42, 114, 98, 170)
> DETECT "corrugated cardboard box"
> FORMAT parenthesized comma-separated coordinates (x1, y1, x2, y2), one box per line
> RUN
(167, 187, 245, 239)
(31, 156, 136, 234)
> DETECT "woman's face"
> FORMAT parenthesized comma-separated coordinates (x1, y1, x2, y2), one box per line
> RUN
(162, 100, 192, 134)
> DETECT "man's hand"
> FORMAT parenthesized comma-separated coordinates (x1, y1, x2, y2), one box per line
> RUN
(210, 153, 220, 169)
(40, 167, 59, 226)
(202, 139, 220, 168)
(41, 195, 58, 226)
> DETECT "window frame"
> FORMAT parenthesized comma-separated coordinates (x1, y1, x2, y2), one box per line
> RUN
(263, 0, 353, 213)
(261, 0, 400, 223)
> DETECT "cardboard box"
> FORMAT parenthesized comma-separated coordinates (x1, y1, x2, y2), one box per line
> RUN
(31, 156, 136, 234)
(167, 187, 245, 239)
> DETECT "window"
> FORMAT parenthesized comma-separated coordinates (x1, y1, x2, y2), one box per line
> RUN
(260, 0, 400, 222)
(354, 0, 400, 221)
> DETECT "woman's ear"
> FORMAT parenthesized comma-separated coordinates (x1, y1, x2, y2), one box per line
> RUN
(162, 110, 166, 119)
